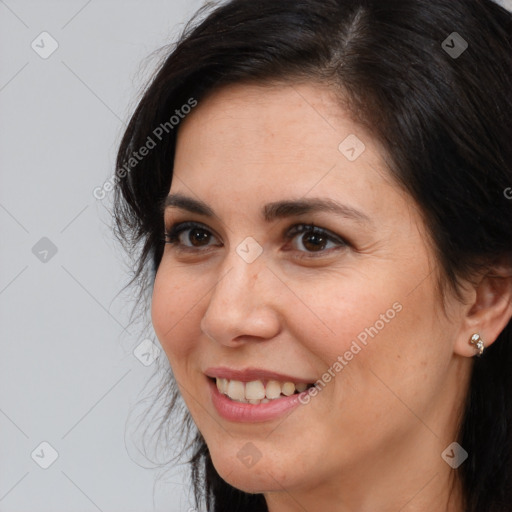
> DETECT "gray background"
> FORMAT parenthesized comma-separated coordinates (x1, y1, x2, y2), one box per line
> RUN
(1, 1, 511, 511)
(0, 1, 203, 511)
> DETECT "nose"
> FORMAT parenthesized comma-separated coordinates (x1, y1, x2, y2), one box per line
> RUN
(200, 254, 281, 347)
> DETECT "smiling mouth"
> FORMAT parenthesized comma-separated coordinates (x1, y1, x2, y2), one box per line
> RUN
(209, 377, 315, 405)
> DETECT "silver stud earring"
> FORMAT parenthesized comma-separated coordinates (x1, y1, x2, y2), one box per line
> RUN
(469, 333, 485, 356)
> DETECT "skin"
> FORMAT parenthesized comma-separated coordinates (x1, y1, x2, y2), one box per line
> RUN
(151, 82, 512, 512)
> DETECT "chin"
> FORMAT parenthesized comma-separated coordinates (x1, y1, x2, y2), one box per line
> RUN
(213, 462, 282, 494)
(207, 443, 305, 495)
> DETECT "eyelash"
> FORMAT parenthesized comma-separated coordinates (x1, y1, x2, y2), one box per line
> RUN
(163, 221, 349, 258)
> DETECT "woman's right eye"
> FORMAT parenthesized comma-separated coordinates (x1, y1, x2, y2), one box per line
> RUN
(164, 221, 221, 251)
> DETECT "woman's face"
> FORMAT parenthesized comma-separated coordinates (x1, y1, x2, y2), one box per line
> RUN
(152, 82, 471, 505)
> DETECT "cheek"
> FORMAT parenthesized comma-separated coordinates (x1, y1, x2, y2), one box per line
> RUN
(151, 263, 204, 361)
(329, 278, 449, 421)
(286, 274, 404, 369)
(293, 265, 445, 407)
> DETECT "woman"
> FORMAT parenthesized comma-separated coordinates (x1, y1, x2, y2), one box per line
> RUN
(114, 0, 512, 510)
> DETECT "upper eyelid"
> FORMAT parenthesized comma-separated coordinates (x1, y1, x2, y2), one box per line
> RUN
(166, 220, 219, 236)
(286, 224, 345, 243)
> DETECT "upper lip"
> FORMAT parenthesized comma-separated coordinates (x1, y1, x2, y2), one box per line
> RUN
(204, 366, 315, 384)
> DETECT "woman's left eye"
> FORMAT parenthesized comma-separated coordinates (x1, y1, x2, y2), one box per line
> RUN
(284, 224, 348, 256)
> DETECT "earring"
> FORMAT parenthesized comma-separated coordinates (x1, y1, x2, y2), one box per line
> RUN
(469, 333, 485, 356)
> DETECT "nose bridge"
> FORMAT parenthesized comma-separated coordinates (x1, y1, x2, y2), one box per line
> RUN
(200, 249, 279, 344)
(209, 250, 266, 318)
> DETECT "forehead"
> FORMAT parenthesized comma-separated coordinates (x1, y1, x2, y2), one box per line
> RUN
(172, 82, 404, 222)
(177, 81, 354, 161)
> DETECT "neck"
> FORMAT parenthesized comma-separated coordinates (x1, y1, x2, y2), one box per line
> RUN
(264, 399, 468, 512)
(265, 445, 465, 512)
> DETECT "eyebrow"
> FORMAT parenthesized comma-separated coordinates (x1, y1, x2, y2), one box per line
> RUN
(164, 193, 373, 225)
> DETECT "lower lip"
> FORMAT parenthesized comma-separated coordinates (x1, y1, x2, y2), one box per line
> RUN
(208, 378, 308, 423)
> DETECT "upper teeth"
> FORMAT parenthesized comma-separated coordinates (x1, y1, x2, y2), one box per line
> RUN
(216, 378, 309, 404)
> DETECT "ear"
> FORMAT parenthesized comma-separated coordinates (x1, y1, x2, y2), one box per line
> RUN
(454, 261, 512, 357)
